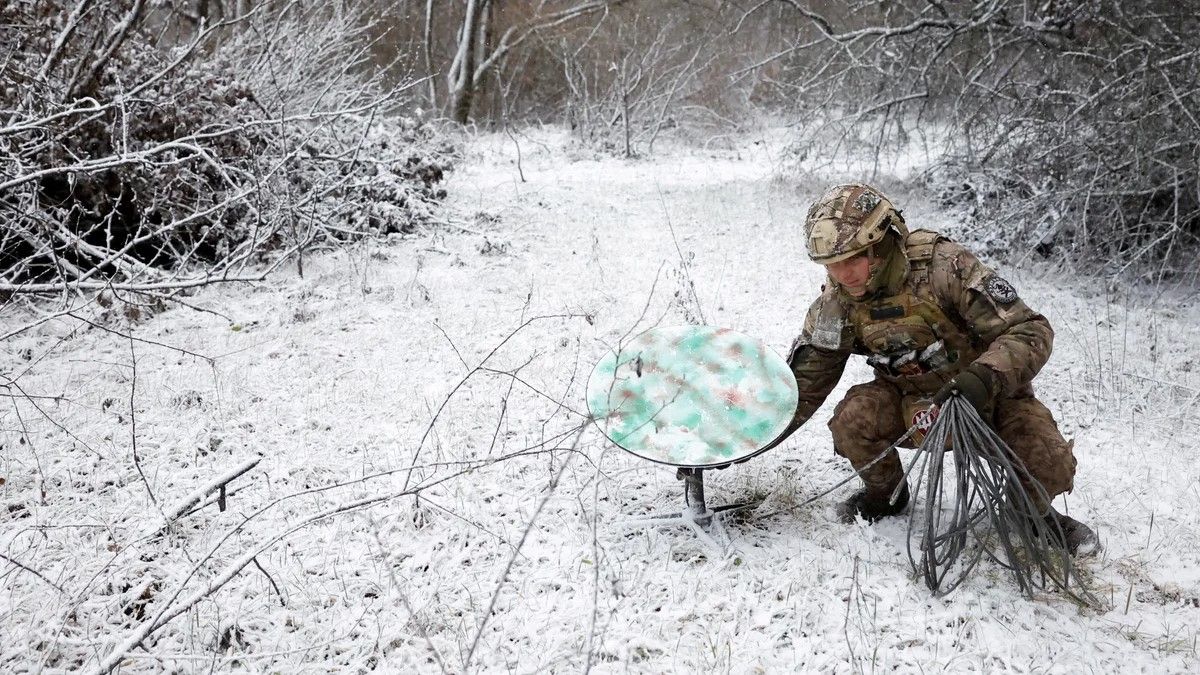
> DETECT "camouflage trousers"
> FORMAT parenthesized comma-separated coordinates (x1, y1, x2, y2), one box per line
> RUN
(828, 378, 1077, 504)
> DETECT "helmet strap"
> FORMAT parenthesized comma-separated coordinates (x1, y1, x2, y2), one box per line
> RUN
(865, 230, 906, 295)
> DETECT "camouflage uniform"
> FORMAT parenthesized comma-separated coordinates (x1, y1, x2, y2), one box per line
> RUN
(785, 228, 1077, 506)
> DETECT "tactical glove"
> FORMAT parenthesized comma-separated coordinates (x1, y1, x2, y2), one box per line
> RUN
(933, 363, 995, 415)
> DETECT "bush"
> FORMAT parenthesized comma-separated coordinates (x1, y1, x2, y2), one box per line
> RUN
(0, 0, 454, 295)
(770, 0, 1200, 280)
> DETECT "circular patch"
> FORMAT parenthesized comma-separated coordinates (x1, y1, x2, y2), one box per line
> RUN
(908, 403, 939, 446)
(911, 406, 937, 434)
(984, 275, 1018, 305)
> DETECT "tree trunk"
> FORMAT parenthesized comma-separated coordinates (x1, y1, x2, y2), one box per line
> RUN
(480, 0, 497, 123)
(450, 0, 484, 124)
(423, 0, 438, 107)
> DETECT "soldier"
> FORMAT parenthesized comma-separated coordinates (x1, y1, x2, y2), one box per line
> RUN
(782, 183, 1097, 555)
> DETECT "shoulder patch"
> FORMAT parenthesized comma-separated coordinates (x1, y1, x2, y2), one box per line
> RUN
(802, 287, 851, 351)
(983, 275, 1018, 305)
(809, 315, 845, 350)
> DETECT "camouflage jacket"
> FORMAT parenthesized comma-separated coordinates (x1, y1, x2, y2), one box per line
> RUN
(784, 229, 1053, 433)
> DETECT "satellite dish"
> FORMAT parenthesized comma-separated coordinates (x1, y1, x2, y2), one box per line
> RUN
(587, 325, 798, 467)
(587, 325, 798, 548)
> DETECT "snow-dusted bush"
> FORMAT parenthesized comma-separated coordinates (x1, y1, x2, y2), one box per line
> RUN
(0, 1, 454, 296)
(769, 0, 1200, 279)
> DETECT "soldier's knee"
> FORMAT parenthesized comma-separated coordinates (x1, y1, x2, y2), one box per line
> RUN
(829, 384, 895, 444)
(1042, 439, 1077, 496)
(1003, 415, 1080, 494)
(829, 393, 872, 441)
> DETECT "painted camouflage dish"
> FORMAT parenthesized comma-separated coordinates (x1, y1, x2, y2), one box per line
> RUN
(587, 326, 799, 467)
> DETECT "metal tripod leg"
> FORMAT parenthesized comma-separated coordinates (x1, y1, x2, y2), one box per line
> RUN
(622, 468, 762, 551)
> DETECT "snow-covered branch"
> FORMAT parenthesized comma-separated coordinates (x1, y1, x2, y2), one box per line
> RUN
(1, 0, 452, 301)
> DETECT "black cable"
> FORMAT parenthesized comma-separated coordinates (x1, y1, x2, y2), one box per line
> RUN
(904, 395, 1099, 606)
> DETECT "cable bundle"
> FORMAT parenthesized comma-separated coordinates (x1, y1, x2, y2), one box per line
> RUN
(902, 395, 1098, 605)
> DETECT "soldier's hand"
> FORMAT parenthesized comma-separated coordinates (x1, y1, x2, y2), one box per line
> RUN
(933, 363, 995, 415)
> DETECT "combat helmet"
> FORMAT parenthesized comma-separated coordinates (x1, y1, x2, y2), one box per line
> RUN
(804, 183, 908, 264)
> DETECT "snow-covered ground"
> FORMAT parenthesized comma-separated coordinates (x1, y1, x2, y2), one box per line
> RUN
(2, 128, 1199, 673)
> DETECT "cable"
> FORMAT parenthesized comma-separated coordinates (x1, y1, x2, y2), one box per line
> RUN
(905, 395, 1099, 606)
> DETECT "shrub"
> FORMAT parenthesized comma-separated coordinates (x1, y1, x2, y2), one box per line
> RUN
(770, 0, 1200, 279)
(0, 0, 454, 295)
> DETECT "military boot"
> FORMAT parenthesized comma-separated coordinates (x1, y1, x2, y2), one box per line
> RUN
(837, 482, 910, 524)
(1041, 508, 1100, 556)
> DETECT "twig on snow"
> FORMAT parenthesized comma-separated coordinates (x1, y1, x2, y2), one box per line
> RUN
(66, 311, 214, 364)
(128, 333, 160, 510)
(403, 313, 589, 490)
(155, 456, 263, 529)
(583, 446, 608, 674)
(251, 557, 286, 607)
(463, 424, 587, 671)
(0, 552, 67, 594)
(369, 521, 449, 674)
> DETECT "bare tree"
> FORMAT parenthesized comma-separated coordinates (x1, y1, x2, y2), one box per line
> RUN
(445, 0, 633, 124)
(549, 5, 736, 155)
(379, 0, 783, 143)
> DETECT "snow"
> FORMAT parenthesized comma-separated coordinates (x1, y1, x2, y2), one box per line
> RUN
(2, 126, 1200, 673)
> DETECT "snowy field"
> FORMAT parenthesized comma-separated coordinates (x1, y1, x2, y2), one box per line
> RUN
(3, 128, 1200, 673)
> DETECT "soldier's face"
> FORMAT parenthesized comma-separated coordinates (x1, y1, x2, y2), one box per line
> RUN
(825, 252, 871, 297)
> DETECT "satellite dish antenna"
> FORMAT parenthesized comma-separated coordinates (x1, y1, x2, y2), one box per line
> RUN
(587, 325, 798, 548)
